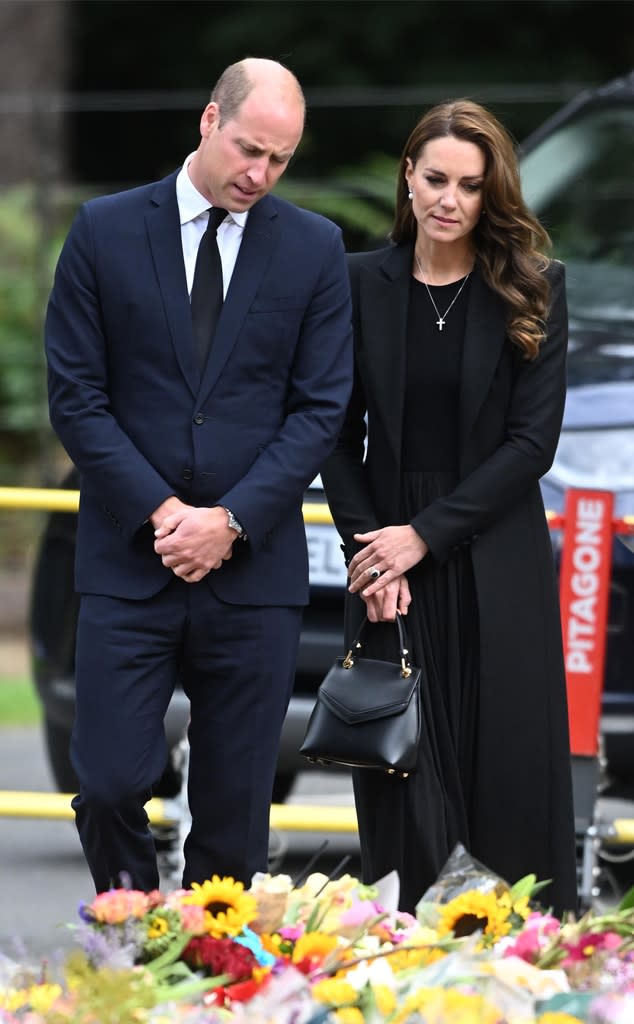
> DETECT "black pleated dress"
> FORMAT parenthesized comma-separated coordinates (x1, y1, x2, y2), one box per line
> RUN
(351, 275, 482, 913)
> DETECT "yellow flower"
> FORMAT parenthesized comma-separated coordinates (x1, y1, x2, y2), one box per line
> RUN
(436, 889, 513, 944)
(260, 931, 283, 956)
(0, 983, 62, 1013)
(388, 943, 447, 971)
(26, 983, 63, 1014)
(373, 983, 396, 1015)
(391, 986, 500, 1024)
(333, 1009, 364, 1024)
(147, 915, 169, 940)
(1, 988, 28, 1012)
(182, 875, 257, 937)
(312, 977, 358, 1006)
(292, 930, 339, 965)
(537, 1014, 585, 1024)
(512, 894, 531, 920)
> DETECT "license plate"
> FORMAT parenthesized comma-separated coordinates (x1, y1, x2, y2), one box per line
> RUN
(306, 524, 348, 588)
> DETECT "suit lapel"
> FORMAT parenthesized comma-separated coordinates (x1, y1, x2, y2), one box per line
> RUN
(145, 171, 199, 397)
(459, 268, 507, 446)
(359, 244, 412, 465)
(197, 195, 277, 403)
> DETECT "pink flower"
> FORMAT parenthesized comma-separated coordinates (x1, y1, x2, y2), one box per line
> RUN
(339, 901, 381, 929)
(561, 930, 623, 965)
(88, 889, 151, 924)
(178, 903, 207, 935)
(278, 924, 304, 941)
(504, 912, 561, 964)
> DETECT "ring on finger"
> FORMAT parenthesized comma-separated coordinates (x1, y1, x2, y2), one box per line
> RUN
(367, 566, 381, 580)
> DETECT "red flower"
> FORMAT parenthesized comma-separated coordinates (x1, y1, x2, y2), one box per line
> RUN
(561, 930, 623, 965)
(225, 978, 263, 1002)
(203, 976, 269, 1008)
(182, 935, 257, 980)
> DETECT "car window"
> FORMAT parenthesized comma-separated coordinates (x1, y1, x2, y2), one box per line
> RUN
(521, 106, 634, 270)
(521, 105, 634, 385)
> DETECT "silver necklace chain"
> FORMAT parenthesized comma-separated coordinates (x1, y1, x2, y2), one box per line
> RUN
(414, 253, 470, 331)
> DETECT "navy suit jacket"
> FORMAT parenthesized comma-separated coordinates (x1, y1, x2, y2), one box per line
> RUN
(45, 170, 353, 605)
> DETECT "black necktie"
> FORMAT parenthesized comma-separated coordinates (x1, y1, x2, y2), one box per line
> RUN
(190, 206, 227, 372)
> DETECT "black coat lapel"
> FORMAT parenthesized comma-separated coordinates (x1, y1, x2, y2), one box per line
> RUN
(359, 244, 412, 465)
(459, 269, 507, 446)
(145, 171, 199, 396)
(198, 195, 277, 402)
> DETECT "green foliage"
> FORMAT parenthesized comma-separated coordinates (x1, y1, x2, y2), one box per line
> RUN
(0, 677, 41, 726)
(279, 153, 398, 245)
(0, 188, 60, 435)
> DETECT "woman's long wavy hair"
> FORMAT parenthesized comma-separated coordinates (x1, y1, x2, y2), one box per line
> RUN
(392, 99, 551, 359)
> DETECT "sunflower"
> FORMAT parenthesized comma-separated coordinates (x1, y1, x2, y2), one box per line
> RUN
(142, 906, 183, 958)
(183, 876, 258, 938)
(436, 890, 513, 945)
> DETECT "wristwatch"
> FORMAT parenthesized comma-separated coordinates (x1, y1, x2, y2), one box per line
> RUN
(223, 507, 246, 540)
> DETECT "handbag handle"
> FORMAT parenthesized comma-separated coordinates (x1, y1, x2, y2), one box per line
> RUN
(342, 612, 413, 678)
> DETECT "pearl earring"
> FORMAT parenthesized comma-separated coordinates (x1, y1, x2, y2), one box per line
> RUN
(408, 189, 413, 200)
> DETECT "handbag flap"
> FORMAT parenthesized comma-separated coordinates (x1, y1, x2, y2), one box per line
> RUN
(318, 656, 420, 726)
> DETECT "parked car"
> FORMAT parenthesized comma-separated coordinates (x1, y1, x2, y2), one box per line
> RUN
(30, 70, 634, 814)
(519, 69, 634, 778)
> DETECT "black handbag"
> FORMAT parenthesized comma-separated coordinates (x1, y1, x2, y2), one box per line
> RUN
(299, 613, 421, 777)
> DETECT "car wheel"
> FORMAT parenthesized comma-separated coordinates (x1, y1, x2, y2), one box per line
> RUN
(43, 716, 78, 793)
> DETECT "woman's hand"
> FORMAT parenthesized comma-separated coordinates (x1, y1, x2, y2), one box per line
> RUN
(348, 525, 428, 597)
(362, 575, 412, 622)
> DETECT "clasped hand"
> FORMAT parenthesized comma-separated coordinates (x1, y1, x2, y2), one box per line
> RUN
(347, 525, 428, 622)
(152, 500, 234, 583)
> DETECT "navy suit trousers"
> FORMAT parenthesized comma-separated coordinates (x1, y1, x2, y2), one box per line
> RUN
(70, 577, 301, 892)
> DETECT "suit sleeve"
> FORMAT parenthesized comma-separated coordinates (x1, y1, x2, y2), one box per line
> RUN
(45, 204, 174, 537)
(412, 262, 568, 562)
(320, 258, 383, 565)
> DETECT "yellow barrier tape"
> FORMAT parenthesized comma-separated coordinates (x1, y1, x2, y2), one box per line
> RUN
(0, 488, 334, 524)
(0, 791, 358, 832)
(2, 487, 634, 531)
(609, 818, 634, 845)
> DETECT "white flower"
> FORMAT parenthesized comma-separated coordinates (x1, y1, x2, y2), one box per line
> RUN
(344, 954, 397, 992)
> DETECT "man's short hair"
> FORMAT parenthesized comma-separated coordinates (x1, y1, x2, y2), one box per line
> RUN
(210, 63, 254, 127)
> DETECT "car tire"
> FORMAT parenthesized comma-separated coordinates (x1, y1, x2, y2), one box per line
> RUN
(43, 715, 78, 794)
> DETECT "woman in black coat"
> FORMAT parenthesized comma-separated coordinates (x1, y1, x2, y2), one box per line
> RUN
(321, 99, 578, 916)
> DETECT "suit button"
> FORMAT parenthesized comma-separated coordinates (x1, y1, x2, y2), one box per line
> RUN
(182, 469, 193, 481)
(193, 412, 205, 425)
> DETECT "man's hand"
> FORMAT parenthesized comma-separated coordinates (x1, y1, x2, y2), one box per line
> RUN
(154, 506, 236, 582)
(362, 575, 412, 622)
(150, 495, 191, 532)
(348, 525, 428, 597)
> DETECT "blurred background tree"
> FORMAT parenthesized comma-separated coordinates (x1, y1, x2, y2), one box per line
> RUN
(0, 0, 632, 566)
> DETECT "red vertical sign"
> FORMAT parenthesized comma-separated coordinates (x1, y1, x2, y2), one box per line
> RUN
(559, 489, 614, 756)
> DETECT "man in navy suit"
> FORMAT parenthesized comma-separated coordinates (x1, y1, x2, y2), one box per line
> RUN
(45, 57, 352, 894)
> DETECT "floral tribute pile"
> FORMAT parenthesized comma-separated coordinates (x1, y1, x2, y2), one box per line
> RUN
(2, 846, 634, 1023)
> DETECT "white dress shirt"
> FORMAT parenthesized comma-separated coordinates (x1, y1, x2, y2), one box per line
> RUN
(175, 153, 249, 298)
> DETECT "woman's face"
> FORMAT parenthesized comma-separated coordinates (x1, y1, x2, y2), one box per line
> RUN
(405, 135, 485, 248)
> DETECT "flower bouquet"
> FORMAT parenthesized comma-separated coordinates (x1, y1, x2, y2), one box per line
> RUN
(3, 846, 634, 1022)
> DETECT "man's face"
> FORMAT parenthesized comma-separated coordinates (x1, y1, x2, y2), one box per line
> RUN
(190, 88, 304, 212)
